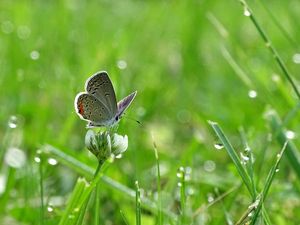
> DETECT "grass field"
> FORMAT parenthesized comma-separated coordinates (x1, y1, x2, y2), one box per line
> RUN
(1, 0, 300, 224)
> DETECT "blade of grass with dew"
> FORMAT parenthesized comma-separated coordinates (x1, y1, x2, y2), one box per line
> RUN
(250, 141, 288, 224)
(239, 0, 300, 100)
(41, 144, 177, 220)
(58, 178, 88, 225)
(120, 210, 129, 225)
(208, 121, 255, 199)
(239, 127, 257, 198)
(152, 136, 163, 225)
(258, 0, 299, 50)
(38, 157, 45, 225)
(193, 183, 241, 217)
(135, 181, 141, 225)
(267, 111, 300, 179)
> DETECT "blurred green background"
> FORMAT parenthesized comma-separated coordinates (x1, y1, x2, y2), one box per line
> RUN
(1, 0, 300, 224)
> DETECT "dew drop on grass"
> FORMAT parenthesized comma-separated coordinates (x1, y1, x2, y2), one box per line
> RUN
(8, 115, 18, 128)
(240, 152, 250, 162)
(285, 130, 295, 140)
(34, 156, 41, 163)
(1, 21, 14, 34)
(204, 160, 216, 172)
(117, 60, 127, 70)
(207, 194, 214, 203)
(177, 182, 182, 187)
(275, 168, 280, 173)
(248, 90, 257, 98)
(292, 53, 300, 64)
(47, 206, 53, 212)
(214, 143, 224, 150)
(30, 50, 40, 60)
(243, 7, 251, 17)
(5, 147, 26, 168)
(47, 158, 58, 166)
(17, 25, 31, 39)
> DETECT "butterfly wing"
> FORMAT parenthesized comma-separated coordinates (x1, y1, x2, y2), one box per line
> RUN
(74, 93, 113, 126)
(85, 71, 118, 116)
(117, 91, 137, 118)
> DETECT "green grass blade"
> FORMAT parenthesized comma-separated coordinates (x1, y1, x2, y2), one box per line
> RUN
(208, 121, 255, 199)
(152, 138, 163, 225)
(135, 181, 141, 225)
(58, 178, 88, 225)
(41, 144, 177, 220)
(268, 112, 300, 179)
(250, 141, 288, 224)
(239, 0, 300, 99)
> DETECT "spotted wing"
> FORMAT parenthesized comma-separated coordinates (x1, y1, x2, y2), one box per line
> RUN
(74, 93, 113, 126)
(85, 71, 118, 116)
(117, 91, 137, 118)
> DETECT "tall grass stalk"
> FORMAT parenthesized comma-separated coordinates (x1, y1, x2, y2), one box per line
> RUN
(239, 0, 300, 99)
(38, 155, 44, 225)
(208, 121, 255, 199)
(135, 181, 141, 225)
(250, 141, 288, 224)
(152, 137, 163, 225)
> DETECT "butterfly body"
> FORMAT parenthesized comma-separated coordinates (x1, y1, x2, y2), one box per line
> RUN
(74, 71, 137, 128)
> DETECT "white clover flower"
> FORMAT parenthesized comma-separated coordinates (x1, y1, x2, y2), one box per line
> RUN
(111, 133, 128, 156)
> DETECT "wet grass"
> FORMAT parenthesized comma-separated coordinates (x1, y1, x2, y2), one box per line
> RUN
(1, 0, 300, 224)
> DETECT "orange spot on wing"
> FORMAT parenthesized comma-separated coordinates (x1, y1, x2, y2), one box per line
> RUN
(78, 102, 84, 116)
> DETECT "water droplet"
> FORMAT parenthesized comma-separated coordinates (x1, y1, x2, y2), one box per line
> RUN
(248, 212, 253, 217)
(30, 50, 40, 60)
(207, 194, 214, 203)
(177, 182, 182, 187)
(176, 171, 183, 178)
(214, 143, 224, 150)
(47, 158, 58, 166)
(5, 147, 26, 168)
(17, 26, 31, 39)
(271, 74, 280, 82)
(292, 53, 300, 64)
(248, 90, 257, 98)
(8, 115, 18, 128)
(277, 153, 281, 158)
(285, 130, 295, 140)
(275, 168, 280, 173)
(187, 187, 195, 196)
(204, 160, 216, 172)
(47, 206, 53, 212)
(34, 156, 41, 163)
(117, 60, 127, 70)
(243, 8, 251, 17)
(1, 21, 14, 34)
(240, 152, 250, 162)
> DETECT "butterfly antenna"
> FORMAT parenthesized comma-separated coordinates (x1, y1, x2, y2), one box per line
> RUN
(122, 115, 142, 126)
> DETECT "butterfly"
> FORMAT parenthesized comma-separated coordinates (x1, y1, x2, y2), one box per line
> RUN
(74, 71, 137, 128)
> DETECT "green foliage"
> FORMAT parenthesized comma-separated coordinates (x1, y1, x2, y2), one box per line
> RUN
(1, 0, 300, 224)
